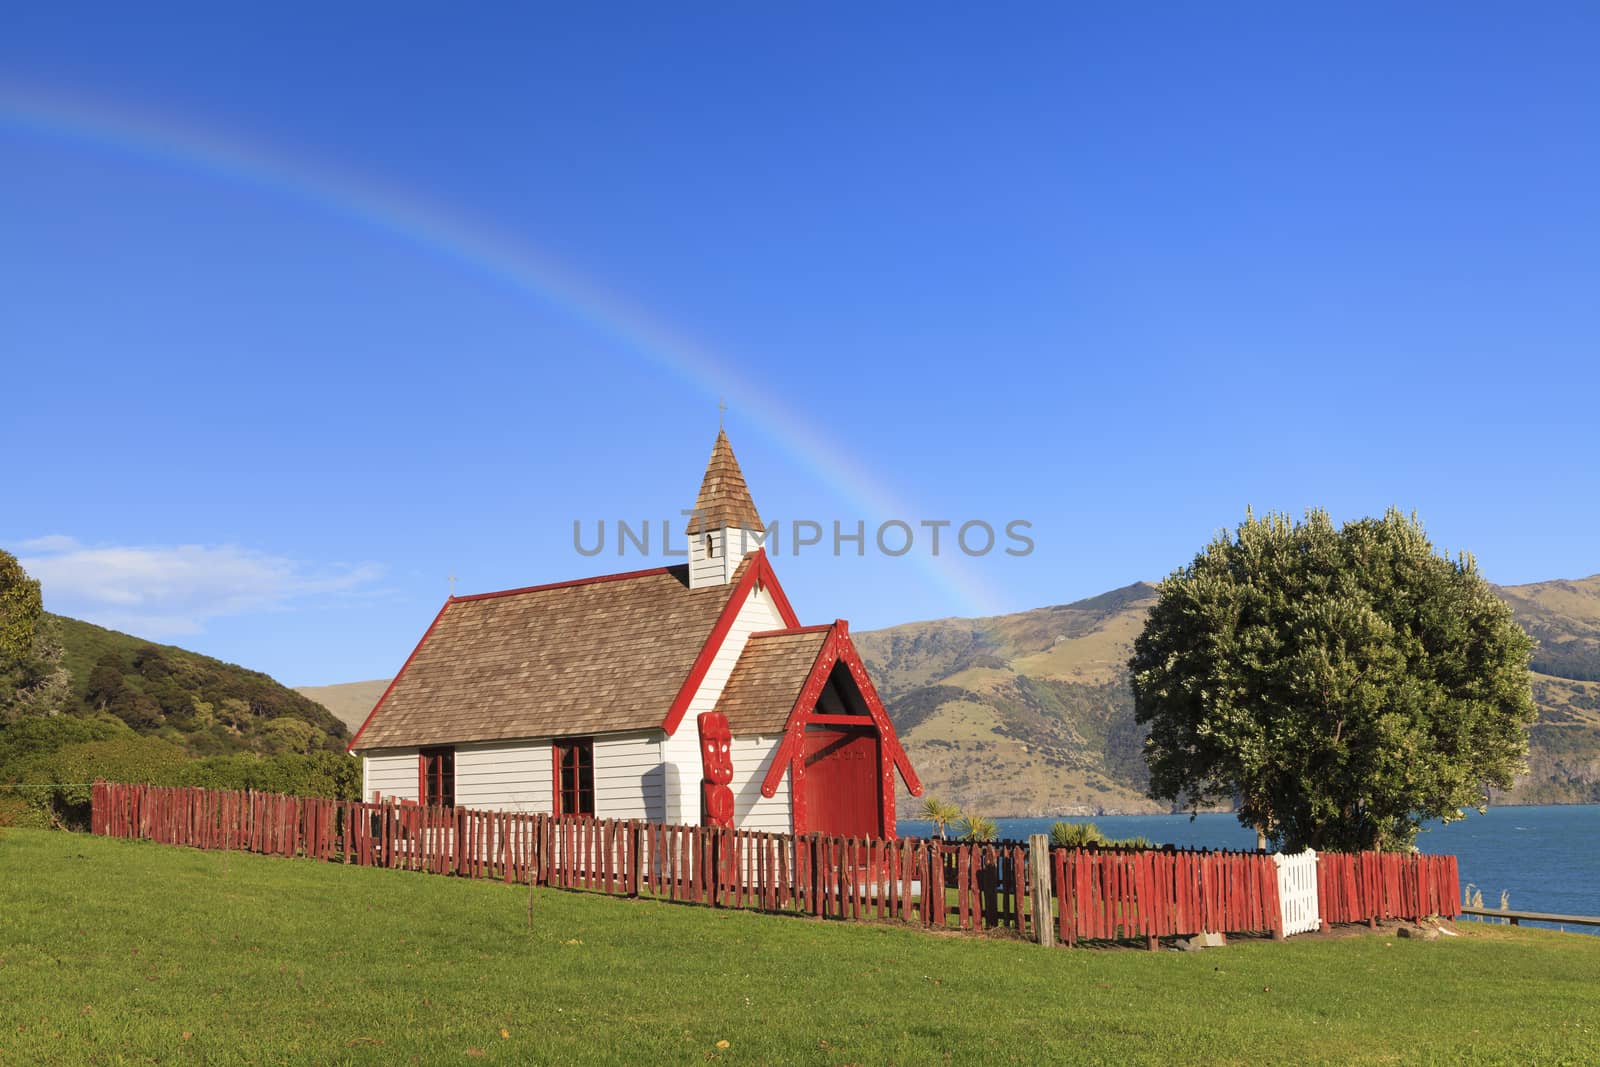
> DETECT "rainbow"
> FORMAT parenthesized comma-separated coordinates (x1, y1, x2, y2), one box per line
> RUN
(0, 82, 1004, 616)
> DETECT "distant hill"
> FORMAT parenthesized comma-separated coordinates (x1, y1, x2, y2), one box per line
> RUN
(49, 613, 349, 756)
(1484, 576, 1600, 805)
(313, 574, 1600, 817)
(854, 582, 1165, 817)
(855, 575, 1600, 815)
(294, 680, 390, 734)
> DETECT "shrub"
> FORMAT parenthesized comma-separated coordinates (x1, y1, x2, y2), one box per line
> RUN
(958, 814, 999, 842)
(172, 750, 359, 800)
(1048, 821, 1157, 850)
(0, 729, 360, 830)
(919, 796, 963, 840)
(6, 734, 189, 828)
(1050, 820, 1106, 848)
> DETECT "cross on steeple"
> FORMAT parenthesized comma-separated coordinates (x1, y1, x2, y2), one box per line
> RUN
(718, 397, 727, 428)
(448, 573, 459, 597)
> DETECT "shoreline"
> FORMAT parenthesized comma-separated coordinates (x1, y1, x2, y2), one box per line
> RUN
(902, 799, 1600, 823)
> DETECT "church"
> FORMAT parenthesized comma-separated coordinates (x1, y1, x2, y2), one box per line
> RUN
(348, 430, 922, 839)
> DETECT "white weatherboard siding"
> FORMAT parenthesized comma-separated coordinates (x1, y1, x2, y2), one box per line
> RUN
(449, 734, 663, 818)
(661, 731, 694, 824)
(453, 740, 553, 812)
(687, 528, 730, 589)
(663, 584, 788, 822)
(363, 750, 419, 803)
(592, 732, 668, 822)
(729, 735, 791, 832)
(689, 529, 765, 589)
(661, 731, 792, 831)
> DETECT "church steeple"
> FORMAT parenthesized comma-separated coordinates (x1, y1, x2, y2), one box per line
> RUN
(687, 428, 764, 588)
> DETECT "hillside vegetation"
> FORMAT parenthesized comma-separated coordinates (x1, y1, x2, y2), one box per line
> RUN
(855, 575, 1600, 816)
(3, 828, 1595, 1066)
(52, 614, 349, 754)
(0, 615, 357, 827)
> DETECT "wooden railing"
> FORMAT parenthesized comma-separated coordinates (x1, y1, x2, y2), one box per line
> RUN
(1460, 906, 1600, 928)
(89, 782, 1459, 946)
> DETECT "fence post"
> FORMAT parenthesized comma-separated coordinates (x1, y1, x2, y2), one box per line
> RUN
(1028, 834, 1055, 948)
(629, 820, 643, 898)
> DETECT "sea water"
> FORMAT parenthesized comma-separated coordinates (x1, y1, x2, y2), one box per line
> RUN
(897, 803, 1600, 934)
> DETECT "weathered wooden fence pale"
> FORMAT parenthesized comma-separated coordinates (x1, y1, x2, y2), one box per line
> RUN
(89, 782, 1459, 946)
(1315, 849, 1460, 927)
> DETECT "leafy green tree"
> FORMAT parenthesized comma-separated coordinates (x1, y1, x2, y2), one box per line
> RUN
(0, 550, 42, 666)
(1130, 508, 1537, 852)
(918, 795, 963, 840)
(0, 549, 69, 722)
(109, 688, 163, 729)
(260, 716, 321, 755)
(85, 655, 129, 711)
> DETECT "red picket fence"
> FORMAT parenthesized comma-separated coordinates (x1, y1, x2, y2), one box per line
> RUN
(89, 782, 1456, 945)
(1055, 846, 1281, 944)
(1316, 850, 1460, 923)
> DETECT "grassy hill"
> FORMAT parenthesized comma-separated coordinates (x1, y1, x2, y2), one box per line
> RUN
(49, 613, 349, 755)
(855, 575, 1600, 817)
(3, 828, 1596, 1065)
(294, 678, 390, 733)
(0, 617, 359, 827)
(856, 582, 1166, 816)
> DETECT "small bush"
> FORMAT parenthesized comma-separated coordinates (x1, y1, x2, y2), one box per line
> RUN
(1049, 821, 1158, 849)
(1050, 820, 1105, 848)
(958, 814, 999, 842)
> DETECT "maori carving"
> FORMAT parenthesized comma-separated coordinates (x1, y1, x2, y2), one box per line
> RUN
(697, 711, 735, 828)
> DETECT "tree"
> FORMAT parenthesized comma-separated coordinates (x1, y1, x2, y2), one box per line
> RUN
(1129, 508, 1537, 852)
(918, 796, 963, 840)
(86, 655, 129, 711)
(0, 549, 69, 722)
(109, 688, 163, 729)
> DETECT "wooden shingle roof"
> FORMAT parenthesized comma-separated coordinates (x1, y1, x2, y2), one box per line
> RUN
(713, 627, 831, 735)
(686, 428, 763, 533)
(350, 561, 752, 749)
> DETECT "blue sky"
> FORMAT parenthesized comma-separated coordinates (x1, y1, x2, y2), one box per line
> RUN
(4, 4, 1597, 686)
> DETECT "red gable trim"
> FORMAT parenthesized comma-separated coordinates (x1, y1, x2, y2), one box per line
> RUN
(757, 621, 923, 806)
(347, 598, 454, 753)
(748, 623, 834, 638)
(659, 550, 800, 737)
(451, 565, 673, 603)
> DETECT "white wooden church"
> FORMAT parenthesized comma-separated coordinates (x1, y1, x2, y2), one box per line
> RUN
(348, 430, 922, 838)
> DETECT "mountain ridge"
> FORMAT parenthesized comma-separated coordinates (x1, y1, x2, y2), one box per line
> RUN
(298, 574, 1600, 816)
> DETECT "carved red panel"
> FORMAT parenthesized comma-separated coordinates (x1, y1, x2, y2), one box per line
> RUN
(697, 711, 735, 828)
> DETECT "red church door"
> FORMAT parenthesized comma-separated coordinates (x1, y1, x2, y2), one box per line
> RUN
(801, 727, 882, 838)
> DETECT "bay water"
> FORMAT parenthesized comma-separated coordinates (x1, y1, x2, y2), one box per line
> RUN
(897, 803, 1599, 934)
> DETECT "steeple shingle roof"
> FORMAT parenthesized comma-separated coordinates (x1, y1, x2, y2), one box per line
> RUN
(687, 428, 763, 533)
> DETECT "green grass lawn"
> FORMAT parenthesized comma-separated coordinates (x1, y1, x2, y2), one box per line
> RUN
(1, 828, 1596, 1066)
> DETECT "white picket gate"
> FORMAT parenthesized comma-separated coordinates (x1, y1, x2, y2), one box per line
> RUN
(1273, 849, 1322, 936)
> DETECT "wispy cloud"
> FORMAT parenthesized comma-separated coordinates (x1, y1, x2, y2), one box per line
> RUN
(16, 537, 384, 638)
(16, 534, 82, 553)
